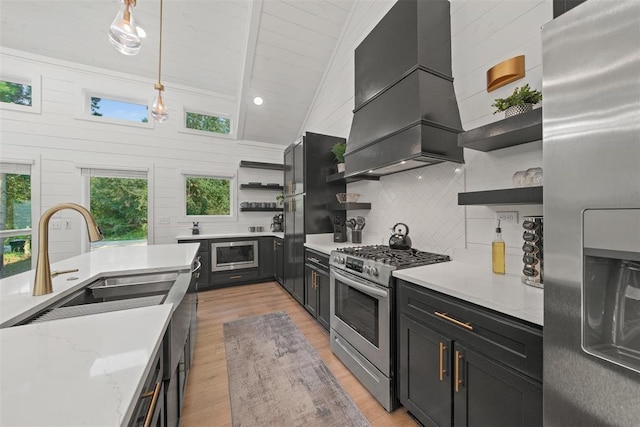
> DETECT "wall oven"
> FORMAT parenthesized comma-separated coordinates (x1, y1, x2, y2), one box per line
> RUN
(211, 240, 258, 272)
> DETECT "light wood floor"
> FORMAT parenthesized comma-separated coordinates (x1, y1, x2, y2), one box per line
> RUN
(181, 281, 417, 427)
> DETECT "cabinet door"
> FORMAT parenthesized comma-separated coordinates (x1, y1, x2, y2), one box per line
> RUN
(274, 238, 284, 285)
(291, 195, 305, 303)
(453, 343, 542, 427)
(317, 269, 330, 331)
(196, 252, 210, 289)
(283, 198, 295, 293)
(258, 237, 274, 278)
(293, 139, 304, 195)
(284, 146, 294, 196)
(399, 313, 453, 427)
(304, 265, 318, 317)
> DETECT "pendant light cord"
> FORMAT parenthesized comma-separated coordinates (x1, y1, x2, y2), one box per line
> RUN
(157, 0, 164, 86)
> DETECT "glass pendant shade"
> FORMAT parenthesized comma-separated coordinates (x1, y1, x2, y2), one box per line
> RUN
(108, 0, 141, 56)
(151, 85, 169, 122)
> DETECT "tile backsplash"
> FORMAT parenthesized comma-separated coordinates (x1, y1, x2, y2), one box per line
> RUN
(347, 162, 465, 256)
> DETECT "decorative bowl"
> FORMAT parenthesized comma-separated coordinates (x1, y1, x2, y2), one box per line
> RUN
(336, 193, 361, 203)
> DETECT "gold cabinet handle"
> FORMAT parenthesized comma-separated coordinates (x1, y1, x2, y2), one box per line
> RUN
(273, 240, 276, 251)
(455, 351, 463, 393)
(312, 271, 317, 289)
(230, 275, 242, 279)
(439, 342, 447, 381)
(435, 311, 473, 331)
(142, 382, 161, 427)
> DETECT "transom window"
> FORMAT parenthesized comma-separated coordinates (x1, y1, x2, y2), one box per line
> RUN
(185, 175, 232, 216)
(185, 111, 231, 135)
(0, 79, 32, 106)
(90, 96, 149, 123)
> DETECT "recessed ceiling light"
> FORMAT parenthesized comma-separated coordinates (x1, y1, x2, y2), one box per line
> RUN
(401, 161, 406, 164)
(253, 96, 264, 106)
(368, 170, 374, 173)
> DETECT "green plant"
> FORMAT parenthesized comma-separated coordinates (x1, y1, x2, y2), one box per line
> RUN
(276, 191, 284, 206)
(491, 84, 542, 114)
(331, 142, 346, 163)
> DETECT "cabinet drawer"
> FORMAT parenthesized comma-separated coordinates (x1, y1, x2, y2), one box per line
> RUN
(305, 249, 330, 273)
(398, 280, 543, 382)
(211, 269, 259, 286)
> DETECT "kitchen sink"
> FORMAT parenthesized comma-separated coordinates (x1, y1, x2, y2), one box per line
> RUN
(23, 271, 182, 325)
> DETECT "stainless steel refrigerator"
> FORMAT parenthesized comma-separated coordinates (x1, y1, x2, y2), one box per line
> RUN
(542, 1, 640, 425)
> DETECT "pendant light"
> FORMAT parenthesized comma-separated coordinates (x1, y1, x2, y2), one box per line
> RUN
(108, 0, 142, 56)
(151, 0, 169, 122)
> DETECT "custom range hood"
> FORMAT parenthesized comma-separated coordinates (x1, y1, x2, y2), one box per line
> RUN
(345, 0, 464, 178)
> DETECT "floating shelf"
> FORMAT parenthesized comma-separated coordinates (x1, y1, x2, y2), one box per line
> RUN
(240, 183, 284, 190)
(458, 187, 543, 206)
(239, 161, 284, 171)
(326, 202, 372, 211)
(240, 207, 284, 212)
(458, 108, 542, 152)
(326, 172, 380, 184)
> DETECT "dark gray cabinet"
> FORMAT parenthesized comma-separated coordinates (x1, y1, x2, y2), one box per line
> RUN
(304, 249, 330, 331)
(398, 280, 542, 427)
(283, 132, 346, 304)
(178, 240, 209, 288)
(284, 195, 305, 303)
(258, 236, 274, 278)
(129, 350, 164, 427)
(274, 237, 284, 285)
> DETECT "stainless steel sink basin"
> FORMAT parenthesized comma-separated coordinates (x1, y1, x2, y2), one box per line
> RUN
(87, 272, 178, 301)
(22, 271, 184, 325)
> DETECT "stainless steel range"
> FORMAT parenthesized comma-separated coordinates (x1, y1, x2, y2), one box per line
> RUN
(329, 245, 450, 411)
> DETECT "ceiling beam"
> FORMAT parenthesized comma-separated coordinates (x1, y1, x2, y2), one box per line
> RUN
(234, 0, 264, 140)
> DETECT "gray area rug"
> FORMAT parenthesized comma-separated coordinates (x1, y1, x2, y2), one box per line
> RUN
(223, 311, 371, 427)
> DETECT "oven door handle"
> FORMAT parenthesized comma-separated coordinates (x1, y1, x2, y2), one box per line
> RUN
(332, 270, 388, 298)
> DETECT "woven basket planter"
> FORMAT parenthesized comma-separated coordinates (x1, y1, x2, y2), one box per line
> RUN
(504, 103, 534, 118)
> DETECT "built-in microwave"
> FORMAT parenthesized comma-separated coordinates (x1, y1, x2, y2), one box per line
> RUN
(211, 241, 259, 272)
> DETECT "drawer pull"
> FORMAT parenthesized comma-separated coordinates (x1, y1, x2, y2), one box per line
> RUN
(439, 342, 447, 381)
(142, 382, 161, 427)
(229, 275, 242, 279)
(435, 311, 473, 331)
(455, 351, 463, 393)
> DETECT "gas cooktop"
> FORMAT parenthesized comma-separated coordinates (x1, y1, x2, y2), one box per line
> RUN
(336, 245, 450, 269)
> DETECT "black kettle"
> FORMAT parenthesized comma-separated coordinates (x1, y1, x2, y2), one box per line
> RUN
(389, 223, 412, 250)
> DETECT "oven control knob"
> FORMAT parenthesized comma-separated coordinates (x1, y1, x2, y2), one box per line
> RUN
(370, 267, 379, 276)
(363, 266, 371, 275)
(333, 256, 339, 263)
(338, 257, 346, 264)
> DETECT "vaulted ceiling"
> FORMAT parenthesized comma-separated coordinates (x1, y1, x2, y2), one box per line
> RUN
(0, 0, 354, 146)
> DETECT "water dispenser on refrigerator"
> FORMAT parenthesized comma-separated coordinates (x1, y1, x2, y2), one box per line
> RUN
(582, 209, 640, 373)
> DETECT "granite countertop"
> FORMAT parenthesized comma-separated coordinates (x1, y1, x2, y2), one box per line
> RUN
(0, 304, 173, 426)
(0, 243, 199, 328)
(176, 231, 284, 240)
(393, 261, 544, 326)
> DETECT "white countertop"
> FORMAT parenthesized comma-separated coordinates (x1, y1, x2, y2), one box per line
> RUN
(176, 231, 284, 240)
(0, 243, 199, 327)
(0, 304, 173, 427)
(393, 262, 544, 326)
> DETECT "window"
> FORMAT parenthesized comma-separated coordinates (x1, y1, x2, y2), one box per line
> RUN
(185, 111, 231, 135)
(0, 79, 32, 106)
(185, 175, 232, 216)
(89, 97, 149, 123)
(0, 162, 32, 279)
(82, 168, 148, 250)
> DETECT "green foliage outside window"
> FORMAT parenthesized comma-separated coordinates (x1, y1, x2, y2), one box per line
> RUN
(0, 80, 32, 106)
(0, 173, 32, 279)
(90, 177, 148, 240)
(186, 112, 231, 134)
(186, 177, 231, 216)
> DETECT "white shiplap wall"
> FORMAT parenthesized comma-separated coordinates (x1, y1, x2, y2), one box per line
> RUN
(302, 0, 552, 272)
(0, 48, 284, 263)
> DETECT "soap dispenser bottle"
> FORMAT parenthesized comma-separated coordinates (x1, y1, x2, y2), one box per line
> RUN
(492, 220, 505, 274)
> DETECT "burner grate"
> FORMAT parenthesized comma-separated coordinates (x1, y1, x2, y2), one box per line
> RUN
(337, 245, 450, 268)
